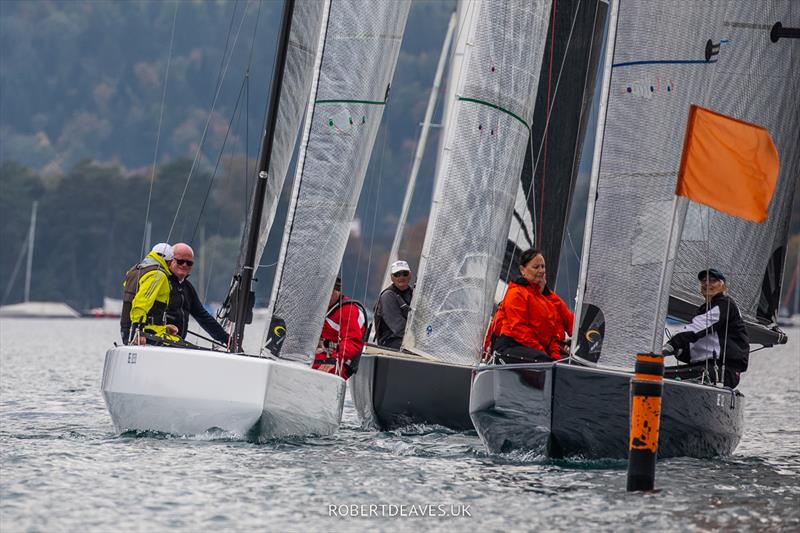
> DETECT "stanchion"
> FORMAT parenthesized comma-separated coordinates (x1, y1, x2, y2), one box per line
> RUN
(626, 352, 664, 491)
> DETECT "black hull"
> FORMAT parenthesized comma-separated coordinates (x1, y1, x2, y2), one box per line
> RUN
(469, 362, 744, 459)
(350, 353, 474, 431)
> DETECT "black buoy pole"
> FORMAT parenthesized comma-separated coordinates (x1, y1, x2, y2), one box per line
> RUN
(231, 0, 295, 353)
(627, 352, 665, 491)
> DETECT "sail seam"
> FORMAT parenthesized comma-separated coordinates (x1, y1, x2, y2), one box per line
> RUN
(456, 96, 531, 133)
(315, 99, 386, 105)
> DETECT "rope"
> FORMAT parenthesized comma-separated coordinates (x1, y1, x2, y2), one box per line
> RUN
(141, 1, 178, 258)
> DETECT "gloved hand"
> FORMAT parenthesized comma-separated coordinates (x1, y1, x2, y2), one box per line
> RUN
(661, 343, 675, 356)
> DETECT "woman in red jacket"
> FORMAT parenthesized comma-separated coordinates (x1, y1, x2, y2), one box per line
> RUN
(491, 248, 573, 364)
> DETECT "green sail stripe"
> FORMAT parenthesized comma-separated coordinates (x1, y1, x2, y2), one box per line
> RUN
(315, 99, 386, 105)
(457, 96, 530, 132)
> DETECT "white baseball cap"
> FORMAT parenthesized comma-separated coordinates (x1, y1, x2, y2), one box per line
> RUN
(151, 242, 174, 261)
(390, 260, 410, 275)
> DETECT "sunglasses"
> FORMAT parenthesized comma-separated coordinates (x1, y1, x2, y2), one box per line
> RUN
(392, 271, 410, 277)
(174, 259, 194, 266)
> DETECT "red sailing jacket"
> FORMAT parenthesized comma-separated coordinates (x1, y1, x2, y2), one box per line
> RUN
(312, 296, 366, 379)
(488, 278, 574, 360)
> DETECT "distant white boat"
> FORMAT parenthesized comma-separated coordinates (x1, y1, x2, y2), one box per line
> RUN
(83, 297, 123, 318)
(0, 301, 79, 318)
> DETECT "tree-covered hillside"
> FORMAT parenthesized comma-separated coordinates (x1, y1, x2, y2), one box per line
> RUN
(0, 0, 457, 309)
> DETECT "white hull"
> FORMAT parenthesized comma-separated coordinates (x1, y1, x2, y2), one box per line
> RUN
(101, 346, 345, 441)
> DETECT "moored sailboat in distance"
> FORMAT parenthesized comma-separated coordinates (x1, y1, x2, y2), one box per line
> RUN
(351, 0, 607, 431)
(0, 201, 79, 319)
(470, 0, 798, 458)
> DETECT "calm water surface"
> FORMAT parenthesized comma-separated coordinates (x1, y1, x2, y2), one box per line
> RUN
(1, 319, 798, 532)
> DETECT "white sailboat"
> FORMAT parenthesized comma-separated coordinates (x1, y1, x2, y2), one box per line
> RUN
(0, 200, 80, 319)
(101, 0, 344, 441)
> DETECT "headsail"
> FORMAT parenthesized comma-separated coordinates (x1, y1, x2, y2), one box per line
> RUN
(264, 0, 411, 361)
(574, 1, 799, 369)
(669, 4, 800, 327)
(403, 0, 553, 364)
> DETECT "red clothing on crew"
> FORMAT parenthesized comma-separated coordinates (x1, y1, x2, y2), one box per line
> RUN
(312, 296, 366, 379)
(488, 278, 573, 360)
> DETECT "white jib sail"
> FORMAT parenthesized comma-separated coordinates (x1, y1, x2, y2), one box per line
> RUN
(403, 0, 553, 364)
(264, 0, 411, 362)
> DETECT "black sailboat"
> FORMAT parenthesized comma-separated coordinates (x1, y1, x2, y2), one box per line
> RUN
(470, 1, 798, 458)
(351, 0, 607, 431)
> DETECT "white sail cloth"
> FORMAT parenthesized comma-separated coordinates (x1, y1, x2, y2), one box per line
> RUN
(237, 0, 326, 270)
(403, 0, 553, 364)
(264, 0, 411, 362)
(576, 1, 799, 369)
(669, 3, 800, 324)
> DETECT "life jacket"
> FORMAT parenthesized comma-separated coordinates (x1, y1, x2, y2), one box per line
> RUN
(313, 297, 369, 379)
(122, 251, 172, 340)
(373, 284, 412, 346)
(121, 259, 168, 333)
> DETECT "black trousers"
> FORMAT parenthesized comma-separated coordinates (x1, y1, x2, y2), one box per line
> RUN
(493, 335, 550, 365)
(667, 361, 741, 388)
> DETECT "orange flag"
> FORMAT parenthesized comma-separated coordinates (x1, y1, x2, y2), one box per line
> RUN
(676, 105, 779, 223)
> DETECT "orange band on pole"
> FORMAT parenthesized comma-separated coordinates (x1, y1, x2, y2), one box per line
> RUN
(629, 395, 663, 453)
(633, 373, 663, 382)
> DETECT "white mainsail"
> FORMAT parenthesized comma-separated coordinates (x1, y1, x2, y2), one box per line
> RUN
(669, 4, 800, 326)
(403, 0, 553, 364)
(237, 0, 326, 271)
(264, 0, 411, 361)
(574, 1, 798, 369)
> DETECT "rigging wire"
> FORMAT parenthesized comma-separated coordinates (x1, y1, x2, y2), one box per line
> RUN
(362, 118, 391, 306)
(141, 1, 178, 258)
(190, 75, 248, 244)
(498, 0, 583, 303)
(167, 1, 249, 242)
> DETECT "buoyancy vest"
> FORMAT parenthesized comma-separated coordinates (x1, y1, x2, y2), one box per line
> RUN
(123, 252, 172, 339)
(121, 259, 169, 333)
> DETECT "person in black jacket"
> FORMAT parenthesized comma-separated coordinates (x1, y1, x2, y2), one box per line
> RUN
(374, 260, 413, 349)
(165, 243, 230, 347)
(663, 268, 749, 388)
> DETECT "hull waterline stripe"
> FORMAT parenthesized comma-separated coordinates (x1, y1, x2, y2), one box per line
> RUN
(456, 96, 531, 133)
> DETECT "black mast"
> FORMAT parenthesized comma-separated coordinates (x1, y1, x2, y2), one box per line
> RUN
(231, 0, 295, 353)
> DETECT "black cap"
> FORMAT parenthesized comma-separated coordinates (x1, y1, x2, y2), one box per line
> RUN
(333, 276, 342, 291)
(698, 268, 725, 282)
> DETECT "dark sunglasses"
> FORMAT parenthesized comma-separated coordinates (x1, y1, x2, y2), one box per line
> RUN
(174, 259, 194, 266)
(392, 271, 410, 277)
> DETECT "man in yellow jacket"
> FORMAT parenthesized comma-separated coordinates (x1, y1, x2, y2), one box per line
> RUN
(128, 243, 178, 344)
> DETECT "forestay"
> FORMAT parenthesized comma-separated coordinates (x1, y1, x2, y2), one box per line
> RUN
(669, 3, 800, 326)
(265, 0, 411, 362)
(237, 0, 325, 271)
(403, 0, 552, 364)
(576, 1, 735, 369)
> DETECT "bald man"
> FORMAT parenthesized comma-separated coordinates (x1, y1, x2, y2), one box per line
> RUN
(165, 243, 230, 347)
